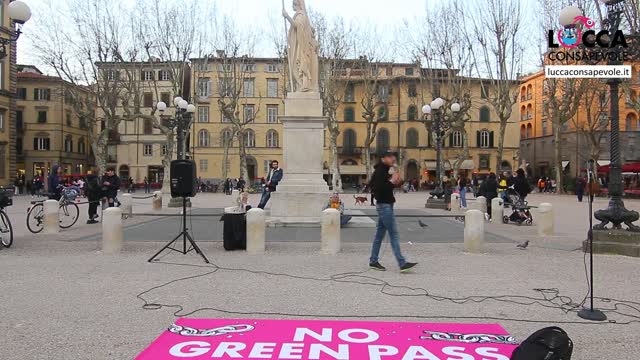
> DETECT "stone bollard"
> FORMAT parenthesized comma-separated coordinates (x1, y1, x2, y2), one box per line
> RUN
(102, 207, 123, 254)
(120, 193, 133, 218)
(464, 209, 485, 254)
(321, 208, 341, 255)
(43, 200, 59, 234)
(473, 196, 487, 214)
(246, 208, 266, 255)
(231, 189, 240, 204)
(538, 203, 554, 236)
(152, 191, 163, 210)
(491, 197, 503, 223)
(451, 193, 461, 213)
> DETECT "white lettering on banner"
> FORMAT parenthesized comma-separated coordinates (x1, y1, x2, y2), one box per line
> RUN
(475, 347, 510, 360)
(293, 328, 332, 342)
(278, 343, 305, 359)
(368, 345, 400, 360)
(168, 342, 210, 357)
(308, 344, 349, 359)
(248, 343, 277, 358)
(400, 346, 441, 360)
(338, 329, 380, 343)
(211, 342, 246, 357)
(442, 346, 474, 360)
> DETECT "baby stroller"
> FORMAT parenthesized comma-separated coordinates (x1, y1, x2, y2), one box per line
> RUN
(502, 188, 533, 226)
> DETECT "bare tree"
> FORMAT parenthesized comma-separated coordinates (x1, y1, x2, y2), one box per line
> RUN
(313, 13, 353, 191)
(573, 81, 609, 164)
(470, 0, 524, 172)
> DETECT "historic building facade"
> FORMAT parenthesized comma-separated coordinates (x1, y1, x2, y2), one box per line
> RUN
(15, 65, 93, 180)
(0, 0, 17, 186)
(519, 68, 640, 178)
(189, 57, 520, 187)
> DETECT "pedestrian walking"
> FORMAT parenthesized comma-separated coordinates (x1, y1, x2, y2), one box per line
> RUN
(85, 169, 101, 224)
(368, 151, 417, 273)
(257, 161, 283, 209)
(101, 168, 120, 208)
(576, 177, 586, 202)
(458, 176, 468, 208)
(143, 177, 150, 194)
(128, 177, 134, 193)
(48, 165, 64, 201)
(479, 172, 498, 220)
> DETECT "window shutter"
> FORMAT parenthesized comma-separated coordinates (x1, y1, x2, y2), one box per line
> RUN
(489, 131, 495, 148)
(476, 131, 481, 148)
(33, 88, 38, 100)
(33, 138, 38, 150)
(448, 133, 454, 148)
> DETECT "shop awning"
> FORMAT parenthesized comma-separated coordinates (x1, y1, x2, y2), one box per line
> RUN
(424, 161, 437, 170)
(562, 161, 570, 170)
(325, 165, 367, 175)
(598, 160, 610, 166)
(598, 162, 640, 173)
(460, 160, 475, 170)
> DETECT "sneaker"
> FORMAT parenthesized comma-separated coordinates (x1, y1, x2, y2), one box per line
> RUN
(400, 262, 418, 273)
(369, 262, 386, 271)
(86, 219, 99, 224)
(484, 213, 490, 221)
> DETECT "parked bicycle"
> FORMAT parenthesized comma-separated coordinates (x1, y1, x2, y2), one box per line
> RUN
(27, 186, 80, 234)
(0, 189, 13, 248)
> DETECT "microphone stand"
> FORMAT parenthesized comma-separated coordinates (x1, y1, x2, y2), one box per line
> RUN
(578, 159, 607, 321)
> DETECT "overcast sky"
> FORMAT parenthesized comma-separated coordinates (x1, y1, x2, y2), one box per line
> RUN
(17, 0, 540, 73)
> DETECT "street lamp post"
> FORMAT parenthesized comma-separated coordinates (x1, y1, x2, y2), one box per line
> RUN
(422, 99, 459, 199)
(1, 1, 31, 59)
(591, 0, 640, 231)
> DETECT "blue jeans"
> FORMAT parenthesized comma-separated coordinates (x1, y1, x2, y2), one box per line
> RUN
(459, 188, 467, 208)
(258, 189, 271, 209)
(370, 203, 406, 267)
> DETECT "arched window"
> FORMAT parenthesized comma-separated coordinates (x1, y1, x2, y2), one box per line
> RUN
(64, 136, 73, 153)
(407, 105, 418, 121)
(198, 130, 210, 147)
(526, 124, 532, 138)
(78, 138, 86, 154)
(480, 106, 490, 122)
(526, 85, 533, 99)
(345, 83, 355, 102)
(377, 128, 390, 153)
(526, 104, 532, 120)
(344, 107, 355, 122)
(266, 130, 279, 147)
(377, 106, 387, 121)
(406, 128, 419, 148)
(245, 129, 256, 148)
(520, 87, 526, 101)
(221, 128, 234, 146)
(520, 106, 526, 121)
(479, 129, 492, 148)
(452, 131, 462, 148)
(520, 125, 526, 139)
(343, 128, 357, 150)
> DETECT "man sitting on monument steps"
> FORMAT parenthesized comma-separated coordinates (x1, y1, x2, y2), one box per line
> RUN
(258, 161, 284, 209)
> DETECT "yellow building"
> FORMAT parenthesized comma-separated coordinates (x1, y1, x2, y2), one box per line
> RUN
(15, 65, 93, 180)
(0, 0, 17, 186)
(189, 58, 520, 187)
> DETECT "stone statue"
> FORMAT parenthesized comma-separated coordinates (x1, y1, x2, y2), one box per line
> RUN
(282, 0, 319, 93)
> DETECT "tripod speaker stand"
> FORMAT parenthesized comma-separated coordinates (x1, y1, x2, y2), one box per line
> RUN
(148, 196, 210, 263)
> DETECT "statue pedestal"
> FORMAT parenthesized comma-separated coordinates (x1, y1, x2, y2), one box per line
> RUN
(584, 230, 640, 257)
(269, 92, 330, 225)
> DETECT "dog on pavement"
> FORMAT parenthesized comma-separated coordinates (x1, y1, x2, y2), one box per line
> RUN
(354, 195, 368, 206)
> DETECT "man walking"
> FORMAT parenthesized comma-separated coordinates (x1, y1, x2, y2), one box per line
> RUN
(369, 151, 417, 273)
(85, 168, 101, 224)
(258, 160, 283, 209)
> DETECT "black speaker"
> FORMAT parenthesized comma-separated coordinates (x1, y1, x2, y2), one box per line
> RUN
(170, 160, 197, 198)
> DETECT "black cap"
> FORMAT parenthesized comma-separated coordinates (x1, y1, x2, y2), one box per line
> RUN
(382, 150, 398, 158)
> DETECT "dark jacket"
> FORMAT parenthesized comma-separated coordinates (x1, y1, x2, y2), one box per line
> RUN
(266, 168, 283, 192)
(370, 162, 395, 204)
(101, 174, 120, 197)
(48, 165, 62, 198)
(480, 177, 498, 201)
(86, 174, 102, 200)
(513, 176, 531, 199)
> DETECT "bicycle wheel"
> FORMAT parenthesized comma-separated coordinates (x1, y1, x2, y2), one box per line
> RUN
(59, 202, 80, 229)
(27, 204, 44, 234)
(0, 210, 13, 248)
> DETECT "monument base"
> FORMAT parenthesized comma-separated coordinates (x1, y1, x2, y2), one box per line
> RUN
(584, 230, 640, 257)
(425, 198, 448, 210)
(168, 197, 192, 208)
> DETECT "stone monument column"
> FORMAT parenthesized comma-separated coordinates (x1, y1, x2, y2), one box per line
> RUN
(270, 0, 330, 224)
(269, 92, 329, 224)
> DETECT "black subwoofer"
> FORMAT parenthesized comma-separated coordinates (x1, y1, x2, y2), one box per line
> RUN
(170, 160, 197, 198)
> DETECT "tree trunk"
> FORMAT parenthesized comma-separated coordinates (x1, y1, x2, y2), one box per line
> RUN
(161, 134, 175, 193)
(496, 117, 508, 172)
(364, 147, 372, 183)
(238, 136, 249, 184)
(329, 129, 342, 192)
(222, 137, 231, 180)
(553, 125, 564, 194)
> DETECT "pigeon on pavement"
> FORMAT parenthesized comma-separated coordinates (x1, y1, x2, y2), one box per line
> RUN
(517, 240, 530, 249)
(418, 220, 429, 228)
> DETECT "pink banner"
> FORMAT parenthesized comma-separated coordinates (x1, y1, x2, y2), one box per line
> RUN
(137, 318, 517, 359)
